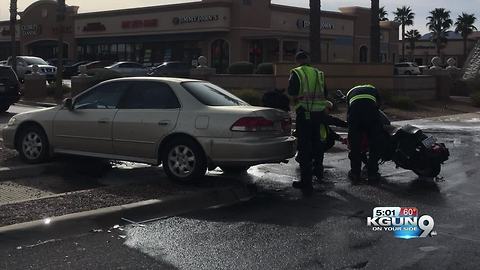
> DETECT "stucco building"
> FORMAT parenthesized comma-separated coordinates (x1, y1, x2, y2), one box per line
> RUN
(0, 0, 400, 72)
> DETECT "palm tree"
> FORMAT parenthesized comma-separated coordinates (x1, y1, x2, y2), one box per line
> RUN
(405, 29, 421, 61)
(309, 0, 321, 63)
(394, 6, 415, 62)
(379, 6, 388, 21)
(9, 0, 17, 74)
(370, 0, 380, 63)
(455, 13, 477, 62)
(427, 8, 453, 57)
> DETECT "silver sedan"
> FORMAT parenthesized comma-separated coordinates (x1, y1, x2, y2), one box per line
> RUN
(3, 77, 296, 183)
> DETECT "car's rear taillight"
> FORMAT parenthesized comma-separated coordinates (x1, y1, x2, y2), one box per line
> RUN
(231, 117, 275, 132)
(281, 118, 292, 133)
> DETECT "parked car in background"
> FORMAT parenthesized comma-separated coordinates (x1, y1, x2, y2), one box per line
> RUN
(105, 62, 147, 76)
(7, 56, 57, 83)
(63, 61, 90, 78)
(148, 61, 192, 78)
(394, 62, 421, 75)
(0, 60, 7, 66)
(48, 59, 74, 68)
(3, 77, 296, 183)
(0, 66, 21, 112)
(84, 60, 115, 70)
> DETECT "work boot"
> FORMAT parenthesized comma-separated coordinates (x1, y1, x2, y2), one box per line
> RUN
(348, 170, 362, 185)
(368, 172, 381, 185)
(292, 181, 304, 189)
(314, 166, 324, 182)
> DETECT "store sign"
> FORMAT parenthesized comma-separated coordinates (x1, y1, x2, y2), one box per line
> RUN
(121, 19, 158, 29)
(172, 15, 220, 25)
(83, 22, 106, 32)
(22, 24, 41, 36)
(296, 19, 334, 30)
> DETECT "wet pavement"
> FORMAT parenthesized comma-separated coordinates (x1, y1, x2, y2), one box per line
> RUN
(1, 113, 480, 269)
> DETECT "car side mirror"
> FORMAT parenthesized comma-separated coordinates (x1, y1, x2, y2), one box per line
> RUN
(63, 98, 73, 111)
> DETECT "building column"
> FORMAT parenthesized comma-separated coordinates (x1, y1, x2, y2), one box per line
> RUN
(278, 38, 284, 63)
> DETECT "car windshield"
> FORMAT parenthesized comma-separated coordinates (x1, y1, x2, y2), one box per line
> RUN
(24, 57, 48, 65)
(182, 82, 249, 106)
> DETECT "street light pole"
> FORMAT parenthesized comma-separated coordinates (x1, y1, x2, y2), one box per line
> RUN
(55, 0, 66, 100)
(10, 0, 17, 74)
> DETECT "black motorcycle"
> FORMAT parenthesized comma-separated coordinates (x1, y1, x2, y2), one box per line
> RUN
(336, 91, 450, 178)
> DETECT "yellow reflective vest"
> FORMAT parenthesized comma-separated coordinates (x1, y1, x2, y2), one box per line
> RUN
(291, 65, 328, 112)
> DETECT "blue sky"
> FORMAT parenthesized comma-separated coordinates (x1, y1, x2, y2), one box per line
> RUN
(1, 0, 478, 34)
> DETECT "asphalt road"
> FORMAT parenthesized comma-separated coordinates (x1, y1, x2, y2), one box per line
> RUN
(1, 110, 480, 269)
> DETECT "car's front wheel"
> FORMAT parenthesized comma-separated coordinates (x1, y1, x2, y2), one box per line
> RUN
(17, 125, 49, 164)
(162, 137, 207, 184)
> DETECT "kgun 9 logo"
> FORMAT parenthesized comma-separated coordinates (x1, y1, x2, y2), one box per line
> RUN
(367, 207, 436, 239)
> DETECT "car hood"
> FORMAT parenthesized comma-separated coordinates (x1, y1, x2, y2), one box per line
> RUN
(12, 106, 61, 123)
(27, 65, 56, 69)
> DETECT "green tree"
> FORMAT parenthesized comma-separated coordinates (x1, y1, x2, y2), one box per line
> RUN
(455, 13, 477, 62)
(9, 0, 17, 74)
(379, 6, 388, 21)
(405, 29, 421, 61)
(426, 8, 453, 57)
(309, 0, 321, 63)
(394, 6, 415, 62)
(370, 0, 380, 63)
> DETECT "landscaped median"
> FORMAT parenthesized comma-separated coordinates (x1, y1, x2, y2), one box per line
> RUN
(0, 181, 255, 236)
(0, 153, 256, 236)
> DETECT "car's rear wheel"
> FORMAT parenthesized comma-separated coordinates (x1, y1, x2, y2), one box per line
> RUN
(220, 166, 250, 174)
(405, 71, 412, 75)
(17, 125, 49, 164)
(162, 137, 207, 184)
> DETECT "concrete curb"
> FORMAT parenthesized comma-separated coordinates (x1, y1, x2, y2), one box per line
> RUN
(0, 162, 65, 181)
(0, 184, 256, 237)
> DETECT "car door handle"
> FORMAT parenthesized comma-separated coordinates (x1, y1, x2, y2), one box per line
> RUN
(98, 118, 110, 124)
(158, 121, 170, 126)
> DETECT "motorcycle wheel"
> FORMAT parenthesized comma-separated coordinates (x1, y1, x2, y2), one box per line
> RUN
(413, 163, 441, 178)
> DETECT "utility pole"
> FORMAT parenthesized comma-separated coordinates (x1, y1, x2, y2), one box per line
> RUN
(55, 0, 66, 100)
(10, 0, 17, 74)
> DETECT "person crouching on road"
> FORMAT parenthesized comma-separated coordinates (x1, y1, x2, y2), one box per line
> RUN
(346, 84, 383, 184)
(288, 51, 330, 196)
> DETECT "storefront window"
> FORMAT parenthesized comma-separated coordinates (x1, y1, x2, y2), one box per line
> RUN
(211, 39, 229, 74)
(249, 40, 263, 66)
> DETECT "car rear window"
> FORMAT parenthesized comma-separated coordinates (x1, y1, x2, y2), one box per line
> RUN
(182, 82, 248, 106)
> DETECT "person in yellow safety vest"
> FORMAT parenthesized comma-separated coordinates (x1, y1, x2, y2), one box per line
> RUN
(288, 51, 330, 196)
(346, 84, 383, 185)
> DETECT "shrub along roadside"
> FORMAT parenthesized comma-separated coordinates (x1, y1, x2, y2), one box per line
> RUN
(228, 89, 263, 106)
(228, 62, 255, 74)
(387, 95, 416, 110)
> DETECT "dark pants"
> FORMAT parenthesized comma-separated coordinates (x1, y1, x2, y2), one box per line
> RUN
(296, 109, 327, 187)
(348, 102, 383, 177)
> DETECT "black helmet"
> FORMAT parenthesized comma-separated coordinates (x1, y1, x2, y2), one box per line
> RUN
(295, 51, 309, 61)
